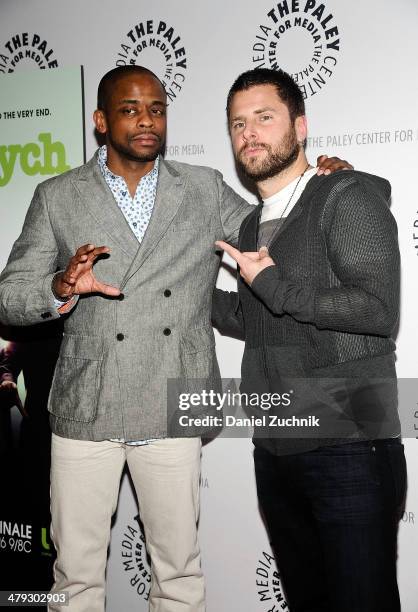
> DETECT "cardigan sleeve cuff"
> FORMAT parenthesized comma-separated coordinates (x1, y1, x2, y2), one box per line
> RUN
(251, 265, 316, 321)
(250, 265, 284, 313)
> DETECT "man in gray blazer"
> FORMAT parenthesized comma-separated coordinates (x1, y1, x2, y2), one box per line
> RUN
(0, 65, 348, 611)
(0, 65, 252, 612)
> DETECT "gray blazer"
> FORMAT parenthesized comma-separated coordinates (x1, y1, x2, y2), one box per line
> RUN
(0, 152, 251, 440)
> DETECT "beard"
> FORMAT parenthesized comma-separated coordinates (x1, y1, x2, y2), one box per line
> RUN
(236, 126, 300, 182)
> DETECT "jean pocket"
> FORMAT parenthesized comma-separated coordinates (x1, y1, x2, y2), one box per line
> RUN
(386, 442, 407, 517)
(317, 441, 382, 489)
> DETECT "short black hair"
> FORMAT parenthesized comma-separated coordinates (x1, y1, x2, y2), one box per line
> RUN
(226, 68, 305, 123)
(97, 65, 165, 111)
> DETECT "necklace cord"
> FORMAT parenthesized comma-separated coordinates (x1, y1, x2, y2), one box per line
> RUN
(262, 162, 311, 250)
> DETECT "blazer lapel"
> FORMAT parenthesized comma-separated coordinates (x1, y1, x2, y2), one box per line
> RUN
(73, 154, 139, 259)
(121, 157, 187, 287)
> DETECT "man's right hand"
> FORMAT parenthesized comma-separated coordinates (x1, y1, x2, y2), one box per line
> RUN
(52, 244, 121, 299)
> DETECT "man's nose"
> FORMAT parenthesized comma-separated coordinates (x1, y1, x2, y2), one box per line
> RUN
(242, 121, 257, 141)
(138, 108, 153, 127)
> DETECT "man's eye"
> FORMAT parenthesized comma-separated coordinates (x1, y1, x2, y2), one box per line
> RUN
(260, 114, 272, 122)
(151, 108, 165, 116)
(232, 122, 244, 130)
(122, 108, 136, 115)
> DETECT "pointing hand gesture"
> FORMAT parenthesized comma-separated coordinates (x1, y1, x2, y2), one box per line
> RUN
(52, 244, 121, 300)
(215, 241, 275, 286)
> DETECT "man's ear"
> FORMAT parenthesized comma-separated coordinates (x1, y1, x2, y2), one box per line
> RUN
(295, 115, 308, 145)
(93, 109, 107, 135)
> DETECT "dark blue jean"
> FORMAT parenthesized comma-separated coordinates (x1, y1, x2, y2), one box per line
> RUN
(254, 439, 407, 612)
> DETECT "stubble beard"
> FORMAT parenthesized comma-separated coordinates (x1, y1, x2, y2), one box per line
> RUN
(236, 127, 300, 182)
(109, 133, 165, 163)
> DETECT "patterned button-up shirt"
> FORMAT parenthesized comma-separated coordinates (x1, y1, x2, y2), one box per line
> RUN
(98, 145, 159, 243)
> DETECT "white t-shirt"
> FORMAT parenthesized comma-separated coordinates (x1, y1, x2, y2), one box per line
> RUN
(258, 167, 317, 248)
(261, 166, 318, 223)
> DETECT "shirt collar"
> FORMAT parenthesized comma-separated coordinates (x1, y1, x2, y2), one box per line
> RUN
(97, 144, 159, 182)
(262, 167, 317, 207)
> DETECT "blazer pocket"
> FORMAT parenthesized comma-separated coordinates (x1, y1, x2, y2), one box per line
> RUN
(181, 325, 218, 380)
(170, 221, 195, 232)
(48, 334, 104, 423)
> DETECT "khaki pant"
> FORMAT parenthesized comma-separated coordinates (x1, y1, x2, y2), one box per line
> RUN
(49, 434, 204, 612)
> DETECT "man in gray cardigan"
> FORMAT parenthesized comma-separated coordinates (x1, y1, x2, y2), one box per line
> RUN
(213, 69, 406, 612)
(0, 64, 349, 611)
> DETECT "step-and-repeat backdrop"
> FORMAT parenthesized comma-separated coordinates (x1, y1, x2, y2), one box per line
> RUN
(1, 1, 417, 610)
(0, 67, 84, 592)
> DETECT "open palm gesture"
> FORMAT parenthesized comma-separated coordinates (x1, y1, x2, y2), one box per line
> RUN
(52, 244, 121, 299)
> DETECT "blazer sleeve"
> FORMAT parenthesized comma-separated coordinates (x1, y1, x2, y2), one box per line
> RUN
(0, 184, 61, 326)
(215, 171, 253, 247)
(250, 177, 399, 336)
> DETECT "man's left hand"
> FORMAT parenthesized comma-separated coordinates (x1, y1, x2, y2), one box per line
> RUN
(215, 243, 275, 285)
(316, 155, 353, 175)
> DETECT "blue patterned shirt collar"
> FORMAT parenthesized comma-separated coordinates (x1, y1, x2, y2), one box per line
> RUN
(96, 145, 159, 244)
(97, 144, 159, 187)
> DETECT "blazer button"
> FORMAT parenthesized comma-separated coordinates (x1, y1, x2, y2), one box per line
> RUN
(116, 333, 125, 341)
(163, 328, 171, 336)
(41, 312, 52, 319)
(164, 289, 171, 297)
